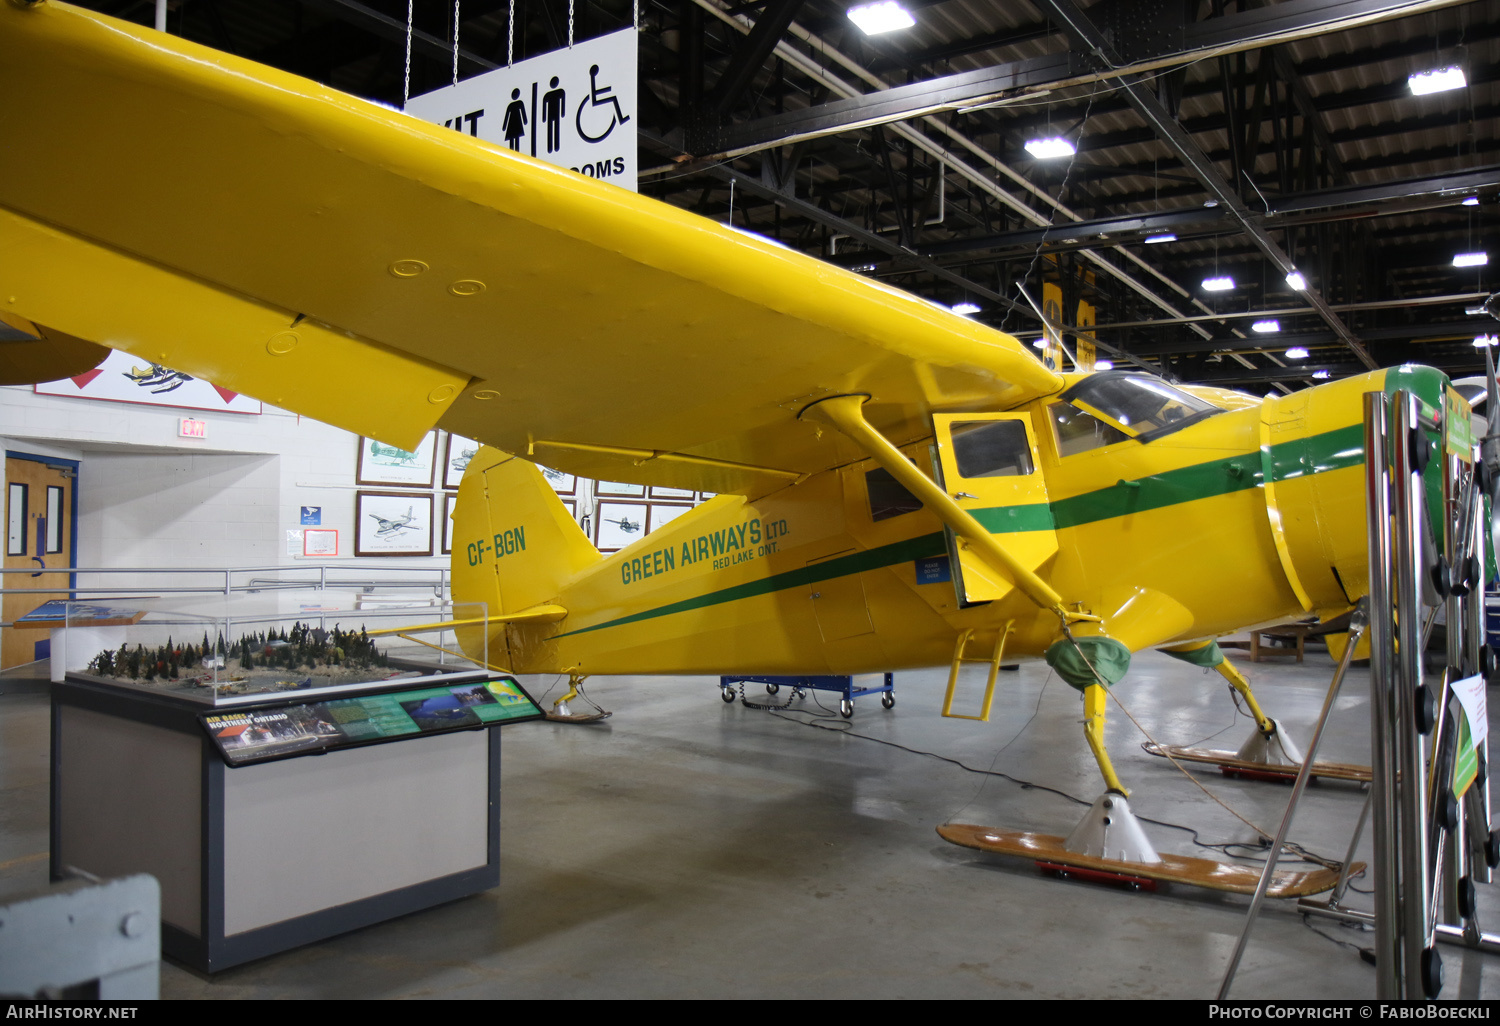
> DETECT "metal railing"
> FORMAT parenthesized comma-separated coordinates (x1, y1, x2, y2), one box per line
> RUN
(0, 564, 451, 626)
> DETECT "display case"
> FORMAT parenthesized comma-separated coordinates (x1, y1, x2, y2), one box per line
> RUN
(49, 599, 536, 973)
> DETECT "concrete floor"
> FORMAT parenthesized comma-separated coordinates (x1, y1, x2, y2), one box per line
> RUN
(4, 647, 1500, 999)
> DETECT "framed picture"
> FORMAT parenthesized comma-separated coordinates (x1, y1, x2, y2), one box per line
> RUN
(303, 528, 339, 557)
(444, 434, 479, 490)
(698, 492, 718, 503)
(357, 432, 437, 488)
(595, 500, 649, 552)
(649, 485, 695, 500)
(596, 480, 646, 498)
(540, 466, 576, 496)
(442, 493, 458, 555)
(355, 491, 434, 557)
(561, 498, 577, 520)
(647, 503, 693, 533)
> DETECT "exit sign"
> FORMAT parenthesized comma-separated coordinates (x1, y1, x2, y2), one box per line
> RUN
(179, 418, 207, 439)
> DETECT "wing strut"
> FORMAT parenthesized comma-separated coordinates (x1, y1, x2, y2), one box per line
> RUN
(798, 394, 1091, 626)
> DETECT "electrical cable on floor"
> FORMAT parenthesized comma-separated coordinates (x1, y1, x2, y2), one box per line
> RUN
(1301, 912, 1375, 963)
(757, 682, 1349, 872)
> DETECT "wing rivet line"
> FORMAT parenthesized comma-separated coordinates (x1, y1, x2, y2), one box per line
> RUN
(471, 389, 502, 401)
(266, 331, 300, 355)
(449, 279, 486, 296)
(388, 259, 429, 277)
(427, 384, 457, 404)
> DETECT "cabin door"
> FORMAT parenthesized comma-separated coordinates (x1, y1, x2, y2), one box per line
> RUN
(931, 413, 1057, 606)
(3, 453, 77, 669)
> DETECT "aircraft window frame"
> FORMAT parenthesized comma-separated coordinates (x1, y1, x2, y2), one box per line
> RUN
(1060, 372, 1223, 443)
(1047, 402, 1130, 457)
(948, 419, 1035, 479)
(865, 465, 923, 522)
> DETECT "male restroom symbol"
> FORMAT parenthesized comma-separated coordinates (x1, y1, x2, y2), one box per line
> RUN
(541, 77, 566, 154)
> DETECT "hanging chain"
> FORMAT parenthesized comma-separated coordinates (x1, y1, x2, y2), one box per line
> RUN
(507, 0, 515, 67)
(633, 0, 639, 29)
(568, 0, 575, 48)
(402, 0, 413, 107)
(452, 0, 460, 86)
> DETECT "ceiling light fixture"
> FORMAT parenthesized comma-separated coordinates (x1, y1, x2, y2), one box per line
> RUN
(1285, 346, 1309, 359)
(1475, 335, 1499, 348)
(1032, 339, 1047, 350)
(1454, 252, 1489, 268)
(950, 302, 981, 316)
(1024, 136, 1077, 159)
(1408, 65, 1466, 95)
(1252, 319, 1281, 333)
(1144, 233, 1176, 244)
(1463, 197, 1480, 206)
(846, 1, 915, 34)
(1285, 270, 1308, 291)
(1093, 360, 1114, 370)
(1312, 370, 1331, 380)
(1202, 275, 1235, 292)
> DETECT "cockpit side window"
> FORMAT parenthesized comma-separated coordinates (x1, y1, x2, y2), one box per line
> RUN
(950, 420, 1034, 478)
(866, 466, 922, 521)
(1061, 372, 1222, 442)
(1049, 402, 1129, 456)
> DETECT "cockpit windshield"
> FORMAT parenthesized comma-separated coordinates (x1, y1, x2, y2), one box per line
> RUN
(1060, 372, 1222, 442)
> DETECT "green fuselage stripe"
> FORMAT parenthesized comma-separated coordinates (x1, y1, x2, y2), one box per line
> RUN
(553, 421, 1367, 639)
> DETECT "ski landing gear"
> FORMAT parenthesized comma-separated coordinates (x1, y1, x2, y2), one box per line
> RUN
(544, 673, 612, 723)
(1146, 642, 1371, 783)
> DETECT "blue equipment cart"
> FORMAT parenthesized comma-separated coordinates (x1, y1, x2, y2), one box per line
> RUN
(718, 673, 894, 718)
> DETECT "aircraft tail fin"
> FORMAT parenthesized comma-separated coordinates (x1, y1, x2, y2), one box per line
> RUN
(451, 448, 600, 632)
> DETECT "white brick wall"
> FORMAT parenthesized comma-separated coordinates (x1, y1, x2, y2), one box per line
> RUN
(2, 384, 450, 576)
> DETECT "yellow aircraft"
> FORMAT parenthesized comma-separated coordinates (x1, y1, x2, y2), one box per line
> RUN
(0, 0, 1481, 893)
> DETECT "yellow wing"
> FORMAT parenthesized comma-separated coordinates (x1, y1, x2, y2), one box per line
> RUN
(0, 0, 1062, 496)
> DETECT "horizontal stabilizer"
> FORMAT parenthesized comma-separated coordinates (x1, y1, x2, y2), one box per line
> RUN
(366, 604, 569, 637)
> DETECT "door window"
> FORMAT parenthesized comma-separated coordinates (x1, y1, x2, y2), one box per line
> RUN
(950, 420, 1034, 478)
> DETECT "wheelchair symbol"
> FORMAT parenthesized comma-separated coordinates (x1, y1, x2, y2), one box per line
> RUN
(575, 64, 630, 143)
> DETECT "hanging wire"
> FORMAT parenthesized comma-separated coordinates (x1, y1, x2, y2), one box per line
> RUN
(568, 0, 575, 48)
(402, 0, 413, 108)
(452, 0, 461, 86)
(507, 0, 515, 68)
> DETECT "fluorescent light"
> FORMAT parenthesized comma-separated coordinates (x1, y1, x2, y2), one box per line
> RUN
(950, 302, 981, 316)
(1313, 370, 1331, 380)
(846, 1, 915, 34)
(1408, 66, 1466, 96)
(1025, 136, 1077, 159)
(1285, 271, 1308, 290)
(1093, 360, 1114, 370)
(1285, 346, 1309, 359)
(1475, 335, 1499, 348)
(1202, 275, 1235, 292)
(1252, 319, 1281, 333)
(1144, 233, 1176, 244)
(1454, 251, 1489, 268)
(1463, 197, 1480, 206)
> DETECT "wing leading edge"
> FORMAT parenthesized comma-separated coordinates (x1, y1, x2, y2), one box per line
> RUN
(0, 0, 1063, 495)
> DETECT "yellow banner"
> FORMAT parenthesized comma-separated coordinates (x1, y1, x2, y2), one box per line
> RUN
(1042, 282, 1065, 371)
(1076, 298, 1096, 372)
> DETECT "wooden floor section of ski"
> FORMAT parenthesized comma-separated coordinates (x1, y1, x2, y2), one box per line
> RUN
(938, 824, 1358, 897)
(1142, 742, 1371, 782)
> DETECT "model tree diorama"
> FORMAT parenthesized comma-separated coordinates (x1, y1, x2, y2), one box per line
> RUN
(87, 622, 390, 690)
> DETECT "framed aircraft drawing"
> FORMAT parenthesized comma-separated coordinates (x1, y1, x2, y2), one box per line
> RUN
(355, 491, 433, 557)
(646, 503, 692, 533)
(441, 493, 457, 555)
(594, 500, 648, 553)
(540, 466, 576, 496)
(357, 432, 436, 488)
(443, 433, 477, 490)
(596, 481, 646, 498)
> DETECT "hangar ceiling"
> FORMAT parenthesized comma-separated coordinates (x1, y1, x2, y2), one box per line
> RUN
(75, 0, 1500, 391)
